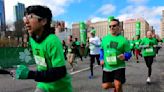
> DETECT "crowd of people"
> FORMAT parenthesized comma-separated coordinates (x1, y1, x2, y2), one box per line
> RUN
(0, 5, 163, 92)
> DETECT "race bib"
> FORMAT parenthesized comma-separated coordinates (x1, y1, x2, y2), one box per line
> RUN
(34, 55, 47, 67)
(68, 48, 72, 52)
(106, 50, 117, 65)
(145, 48, 153, 53)
(135, 42, 139, 45)
(89, 45, 95, 50)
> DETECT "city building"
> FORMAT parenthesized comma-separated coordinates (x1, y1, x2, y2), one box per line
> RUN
(0, 0, 6, 31)
(14, 2, 25, 21)
(51, 21, 65, 34)
(123, 18, 149, 40)
(72, 20, 123, 40)
(161, 10, 164, 38)
(72, 22, 80, 39)
(51, 20, 71, 40)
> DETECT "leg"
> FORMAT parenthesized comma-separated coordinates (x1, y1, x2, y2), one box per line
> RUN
(114, 68, 126, 92)
(102, 71, 115, 90)
(135, 50, 139, 63)
(114, 80, 123, 92)
(102, 82, 114, 90)
(144, 56, 154, 84)
(95, 54, 100, 65)
(67, 53, 74, 71)
(90, 55, 95, 77)
(147, 56, 154, 77)
(144, 57, 153, 77)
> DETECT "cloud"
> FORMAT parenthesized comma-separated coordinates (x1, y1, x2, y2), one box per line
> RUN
(117, 5, 164, 34)
(97, 4, 116, 15)
(4, 0, 74, 23)
(90, 16, 106, 23)
(127, 0, 149, 4)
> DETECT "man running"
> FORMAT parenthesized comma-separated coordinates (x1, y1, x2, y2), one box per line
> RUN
(100, 19, 131, 92)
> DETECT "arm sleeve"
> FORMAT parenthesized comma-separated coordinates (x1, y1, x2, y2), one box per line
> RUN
(99, 49, 104, 61)
(28, 66, 67, 82)
(124, 52, 132, 61)
(0, 69, 10, 74)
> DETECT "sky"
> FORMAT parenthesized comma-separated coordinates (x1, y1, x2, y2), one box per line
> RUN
(4, 0, 164, 33)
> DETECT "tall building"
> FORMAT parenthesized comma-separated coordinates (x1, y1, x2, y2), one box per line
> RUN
(161, 10, 164, 38)
(14, 2, 25, 21)
(123, 18, 149, 40)
(0, 0, 6, 31)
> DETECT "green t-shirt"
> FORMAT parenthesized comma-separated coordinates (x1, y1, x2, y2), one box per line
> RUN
(140, 37, 157, 57)
(101, 34, 130, 71)
(30, 34, 72, 92)
(75, 41, 80, 46)
(129, 40, 134, 50)
(134, 39, 141, 50)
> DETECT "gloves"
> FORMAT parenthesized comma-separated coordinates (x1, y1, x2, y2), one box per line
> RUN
(124, 52, 132, 61)
(16, 65, 29, 79)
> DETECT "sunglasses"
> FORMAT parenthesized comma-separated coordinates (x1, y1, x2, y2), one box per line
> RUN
(109, 24, 118, 28)
(23, 14, 42, 21)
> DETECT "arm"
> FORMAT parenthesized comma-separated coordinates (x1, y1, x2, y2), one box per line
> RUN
(0, 69, 11, 74)
(28, 66, 66, 82)
(99, 49, 104, 65)
(16, 65, 67, 82)
(99, 49, 104, 61)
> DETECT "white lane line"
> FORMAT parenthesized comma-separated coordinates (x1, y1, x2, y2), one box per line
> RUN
(70, 65, 99, 75)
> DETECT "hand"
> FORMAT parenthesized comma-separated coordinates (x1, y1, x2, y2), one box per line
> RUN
(15, 65, 29, 79)
(117, 54, 125, 60)
(10, 70, 16, 79)
(100, 60, 104, 65)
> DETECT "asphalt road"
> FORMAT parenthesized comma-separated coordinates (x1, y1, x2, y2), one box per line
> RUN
(0, 46, 164, 92)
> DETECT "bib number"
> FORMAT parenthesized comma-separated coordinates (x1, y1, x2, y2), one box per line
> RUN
(68, 48, 72, 52)
(106, 50, 117, 65)
(145, 48, 153, 53)
(34, 55, 47, 67)
(90, 44, 95, 50)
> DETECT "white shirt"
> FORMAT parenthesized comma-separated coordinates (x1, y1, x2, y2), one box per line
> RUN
(89, 36, 101, 55)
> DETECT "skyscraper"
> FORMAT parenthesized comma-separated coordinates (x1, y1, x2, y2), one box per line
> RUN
(0, 0, 6, 31)
(14, 2, 25, 21)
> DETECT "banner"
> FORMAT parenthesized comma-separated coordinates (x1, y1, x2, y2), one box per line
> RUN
(0, 47, 35, 68)
(136, 21, 141, 36)
(79, 22, 87, 44)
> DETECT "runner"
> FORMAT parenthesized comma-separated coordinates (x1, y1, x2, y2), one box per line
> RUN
(100, 19, 131, 92)
(152, 32, 162, 57)
(67, 35, 76, 72)
(129, 38, 135, 56)
(140, 30, 158, 84)
(74, 38, 83, 61)
(88, 28, 101, 79)
(134, 35, 141, 63)
(14, 5, 72, 92)
(62, 40, 68, 60)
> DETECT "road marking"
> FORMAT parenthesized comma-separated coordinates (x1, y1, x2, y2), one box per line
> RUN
(70, 65, 99, 75)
